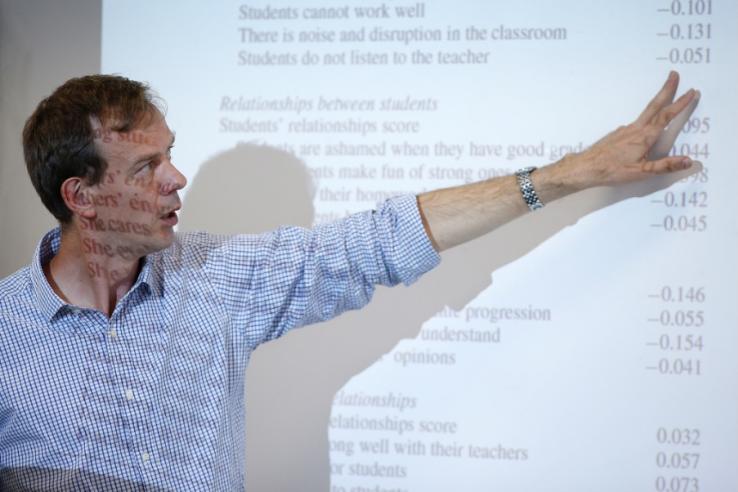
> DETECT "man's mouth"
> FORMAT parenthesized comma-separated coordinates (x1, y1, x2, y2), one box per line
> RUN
(160, 206, 180, 226)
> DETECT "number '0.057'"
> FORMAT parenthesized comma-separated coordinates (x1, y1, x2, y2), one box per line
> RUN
(656, 451, 701, 469)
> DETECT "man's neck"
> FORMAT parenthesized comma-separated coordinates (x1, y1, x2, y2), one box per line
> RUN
(45, 227, 142, 317)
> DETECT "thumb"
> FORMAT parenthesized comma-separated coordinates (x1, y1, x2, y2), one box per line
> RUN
(640, 156, 696, 176)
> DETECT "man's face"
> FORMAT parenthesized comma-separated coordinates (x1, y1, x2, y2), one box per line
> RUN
(79, 112, 187, 261)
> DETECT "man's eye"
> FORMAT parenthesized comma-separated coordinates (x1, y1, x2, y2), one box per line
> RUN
(166, 146, 174, 159)
(137, 162, 153, 174)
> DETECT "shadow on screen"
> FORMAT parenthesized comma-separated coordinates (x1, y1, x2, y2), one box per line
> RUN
(178, 143, 698, 492)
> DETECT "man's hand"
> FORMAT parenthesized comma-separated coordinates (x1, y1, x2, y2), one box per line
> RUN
(553, 71, 700, 192)
(417, 71, 700, 252)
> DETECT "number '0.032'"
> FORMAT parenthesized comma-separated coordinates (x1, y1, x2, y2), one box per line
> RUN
(656, 427, 701, 446)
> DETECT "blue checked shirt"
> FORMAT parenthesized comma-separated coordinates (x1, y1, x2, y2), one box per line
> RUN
(0, 194, 440, 491)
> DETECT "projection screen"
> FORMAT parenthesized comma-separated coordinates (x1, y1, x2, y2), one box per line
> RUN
(101, 1, 737, 490)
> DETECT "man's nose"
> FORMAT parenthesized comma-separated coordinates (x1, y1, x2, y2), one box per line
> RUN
(160, 160, 188, 194)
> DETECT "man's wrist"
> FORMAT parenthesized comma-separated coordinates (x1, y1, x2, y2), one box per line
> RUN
(530, 154, 587, 204)
(515, 167, 544, 211)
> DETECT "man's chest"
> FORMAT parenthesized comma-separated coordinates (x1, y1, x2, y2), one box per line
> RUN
(0, 290, 249, 488)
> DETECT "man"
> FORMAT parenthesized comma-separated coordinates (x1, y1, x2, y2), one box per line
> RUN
(0, 73, 698, 490)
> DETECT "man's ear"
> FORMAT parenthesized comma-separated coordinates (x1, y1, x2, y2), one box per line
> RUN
(60, 177, 97, 221)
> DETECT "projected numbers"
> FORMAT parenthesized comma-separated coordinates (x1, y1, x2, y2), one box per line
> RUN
(651, 286, 706, 303)
(669, 143, 710, 160)
(652, 191, 708, 208)
(656, 450, 701, 468)
(657, 427, 701, 446)
(650, 141, 709, 230)
(654, 476, 700, 492)
(680, 116, 711, 134)
(660, 0, 713, 16)
(650, 309, 705, 328)
(650, 215, 707, 232)
(666, 47, 711, 63)
(653, 427, 702, 491)
(657, 1, 713, 65)
(650, 358, 702, 375)
(645, 286, 706, 376)
(663, 22, 712, 40)
(650, 334, 704, 352)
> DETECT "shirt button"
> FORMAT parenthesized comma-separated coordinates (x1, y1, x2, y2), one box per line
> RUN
(125, 389, 134, 400)
(142, 452, 150, 463)
(108, 329, 117, 339)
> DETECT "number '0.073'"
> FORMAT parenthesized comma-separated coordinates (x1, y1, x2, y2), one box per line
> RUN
(654, 476, 699, 492)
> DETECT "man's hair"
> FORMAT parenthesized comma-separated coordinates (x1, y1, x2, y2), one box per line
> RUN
(22, 74, 161, 224)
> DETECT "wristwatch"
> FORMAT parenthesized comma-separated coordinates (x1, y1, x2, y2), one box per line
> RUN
(515, 166, 544, 211)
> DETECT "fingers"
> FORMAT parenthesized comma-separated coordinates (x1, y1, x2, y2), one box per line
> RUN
(654, 88, 698, 128)
(640, 155, 694, 176)
(636, 71, 680, 125)
(647, 90, 701, 160)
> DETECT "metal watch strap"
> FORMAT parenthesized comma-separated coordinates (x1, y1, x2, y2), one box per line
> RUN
(515, 166, 544, 211)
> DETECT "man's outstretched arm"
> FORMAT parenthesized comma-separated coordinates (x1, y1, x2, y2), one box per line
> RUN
(418, 71, 700, 252)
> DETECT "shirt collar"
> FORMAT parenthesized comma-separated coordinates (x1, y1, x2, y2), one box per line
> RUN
(137, 252, 162, 298)
(31, 227, 66, 322)
(31, 227, 163, 322)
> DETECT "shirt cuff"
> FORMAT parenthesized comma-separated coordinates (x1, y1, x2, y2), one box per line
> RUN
(384, 194, 441, 285)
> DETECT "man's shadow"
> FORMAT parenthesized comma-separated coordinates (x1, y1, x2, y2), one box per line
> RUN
(178, 143, 695, 492)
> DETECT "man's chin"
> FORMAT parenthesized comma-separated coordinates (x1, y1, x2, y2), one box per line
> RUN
(140, 227, 175, 256)
(154, 228, 176, 250)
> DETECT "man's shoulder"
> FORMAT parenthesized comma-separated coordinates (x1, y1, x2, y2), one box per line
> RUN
(151, 229, 290, 282)
(0, 265, 32, 304)
(157, 230, 230, 261)
(0, 265, 35, 324)
(160, 230, 277, 260)
(150, 230, 253, 274)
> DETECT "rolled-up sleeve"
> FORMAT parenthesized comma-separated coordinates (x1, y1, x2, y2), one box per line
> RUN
(201, 194, 440, 349)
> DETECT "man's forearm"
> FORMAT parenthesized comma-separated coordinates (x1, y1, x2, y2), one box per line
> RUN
(416, 72, 699, 253)
(417, 157, 580, 252)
